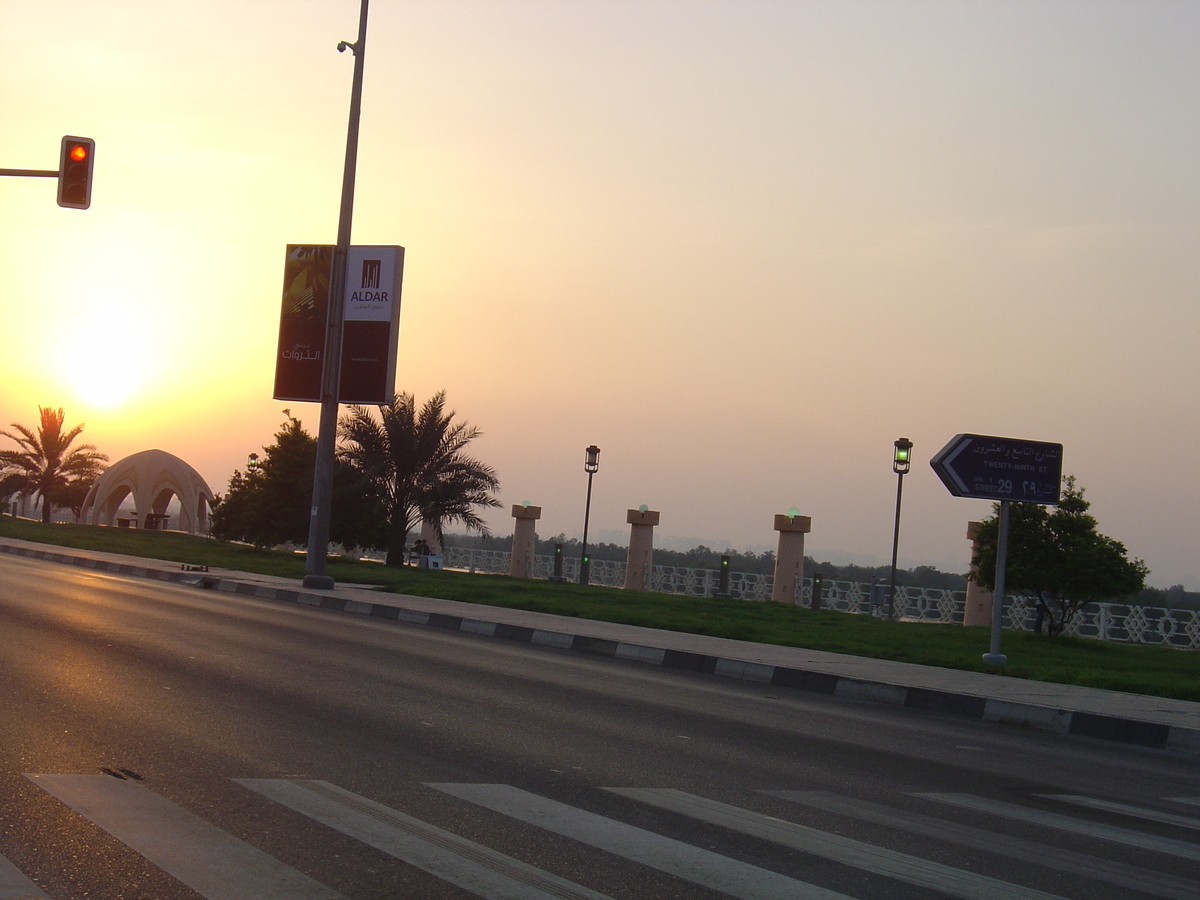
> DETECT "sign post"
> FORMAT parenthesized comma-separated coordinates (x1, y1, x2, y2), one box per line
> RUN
(988, 499, 1011, 665)
(930, 433, 1063, 666)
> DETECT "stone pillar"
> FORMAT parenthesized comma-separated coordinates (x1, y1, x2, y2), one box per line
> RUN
(623, 508, 660, 590)
(771, 512, 812, 603)
(509, 504, 541, 578)
(963, 520, 994, 627)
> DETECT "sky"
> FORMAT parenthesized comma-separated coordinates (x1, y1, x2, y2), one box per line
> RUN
(2, 0, 1198, 588)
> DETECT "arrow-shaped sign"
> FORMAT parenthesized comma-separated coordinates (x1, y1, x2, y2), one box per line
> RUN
(930, 433, 1063, 504)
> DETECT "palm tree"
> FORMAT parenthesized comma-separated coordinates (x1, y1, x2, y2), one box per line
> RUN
(338, 391, 500, 565)
(0, 406, 108, 522)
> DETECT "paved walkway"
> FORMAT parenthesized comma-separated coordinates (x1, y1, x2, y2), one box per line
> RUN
(3, 538, 1197, 755)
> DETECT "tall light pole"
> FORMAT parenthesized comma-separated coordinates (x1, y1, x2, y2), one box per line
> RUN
(304, 0, 370, 589)
(579, 445, 600, 585)
(887, 437, 913, 619)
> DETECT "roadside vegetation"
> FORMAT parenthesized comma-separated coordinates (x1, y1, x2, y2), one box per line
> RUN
(0, 406, 107, 522)
(3, 517, 1196, 703)
(212, 394, 499, 564)
(972, 477, 1149, 635)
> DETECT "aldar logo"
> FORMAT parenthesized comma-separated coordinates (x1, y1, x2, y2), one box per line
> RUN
(349, 259, 388, 303)
(361, 258, 381, 289)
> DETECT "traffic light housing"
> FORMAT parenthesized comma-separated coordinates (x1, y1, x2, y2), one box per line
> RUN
(58, 136, 94, 209)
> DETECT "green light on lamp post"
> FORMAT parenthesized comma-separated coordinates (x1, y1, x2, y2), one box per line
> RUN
(887, 437, 913, 618)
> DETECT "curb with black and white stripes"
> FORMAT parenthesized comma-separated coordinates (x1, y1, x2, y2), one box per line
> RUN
(5, 541, 1198, 756)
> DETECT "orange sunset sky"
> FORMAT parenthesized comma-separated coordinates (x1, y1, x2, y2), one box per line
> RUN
(3, 0, 1198, 587)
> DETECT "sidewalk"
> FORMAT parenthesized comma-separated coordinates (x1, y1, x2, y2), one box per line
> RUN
(3, 538, 1197, 755)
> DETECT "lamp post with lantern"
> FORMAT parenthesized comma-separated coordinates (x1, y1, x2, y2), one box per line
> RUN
(887, 437, 913, 619)
(579, 445, 600, 585)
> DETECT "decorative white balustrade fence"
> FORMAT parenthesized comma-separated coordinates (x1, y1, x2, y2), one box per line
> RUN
(440, 546, 1200, 650)
(1003, 595, 1200, 650)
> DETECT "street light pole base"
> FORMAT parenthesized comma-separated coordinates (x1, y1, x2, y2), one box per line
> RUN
(982, 653, 1008, 667)
(303, 574, 336, 590)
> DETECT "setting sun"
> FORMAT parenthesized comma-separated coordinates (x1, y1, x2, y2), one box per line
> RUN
(60, 302, 148, 409)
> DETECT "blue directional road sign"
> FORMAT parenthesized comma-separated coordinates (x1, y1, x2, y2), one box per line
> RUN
(930, 433, 1063, 504)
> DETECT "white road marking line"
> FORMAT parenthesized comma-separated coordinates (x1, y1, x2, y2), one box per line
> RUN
(1036, 794, 1200, 831)
(915, 792, 1200, 862)
(237, 779, 613, 900)
(427, 782, 855, 900)
(1168, 797, 1200, 808)
(24, 775, 346, 900)
(0, 852, 51, 900)
(770, 789, 1200, 900)
(614, 788, 1068, 900)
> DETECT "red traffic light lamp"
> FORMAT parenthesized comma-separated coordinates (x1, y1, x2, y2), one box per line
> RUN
(58, 136, 95, 209)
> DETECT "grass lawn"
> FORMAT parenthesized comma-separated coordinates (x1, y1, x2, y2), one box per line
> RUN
(3, 517, 1198, 702)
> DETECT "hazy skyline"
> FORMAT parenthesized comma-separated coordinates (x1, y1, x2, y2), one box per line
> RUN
(3, 1, 1197, 587)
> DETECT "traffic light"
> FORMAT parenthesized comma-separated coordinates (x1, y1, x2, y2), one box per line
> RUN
(57, 136, 94, 209)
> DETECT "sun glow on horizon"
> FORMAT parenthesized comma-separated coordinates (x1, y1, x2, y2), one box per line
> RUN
(58, 299, 152, 410)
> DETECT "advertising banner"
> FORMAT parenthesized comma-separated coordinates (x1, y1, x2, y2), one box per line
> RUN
(340, 245, 404, 404)
(273, 245, 333, 402)
(273, 244, 404, 404)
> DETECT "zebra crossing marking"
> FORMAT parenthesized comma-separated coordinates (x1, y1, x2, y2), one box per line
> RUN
(0, 852, 50, 900)
(237, 779, 614, 900)
(915, 792, 1200, 862)
(25, 774, 347, 900)
(1035, 794, 1200, 831)
(612, 787, 1068, 900)
(427, 782, 855, 900)
(22, 773, 1200, 900)
(769, 789, 1200, 900)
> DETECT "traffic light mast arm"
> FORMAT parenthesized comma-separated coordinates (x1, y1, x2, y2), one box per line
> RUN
(3, 134, 95, 210)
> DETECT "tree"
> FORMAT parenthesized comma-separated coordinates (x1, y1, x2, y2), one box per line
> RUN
(971, 476, 1148, 636)
(211, 414, 381, 551)
(338, 391, 500, 565)
(0, 406, 107, 522)
(0, 471, 23, 516)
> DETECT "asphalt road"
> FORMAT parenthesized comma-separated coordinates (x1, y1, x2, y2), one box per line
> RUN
(1, 554, 1198, 900)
